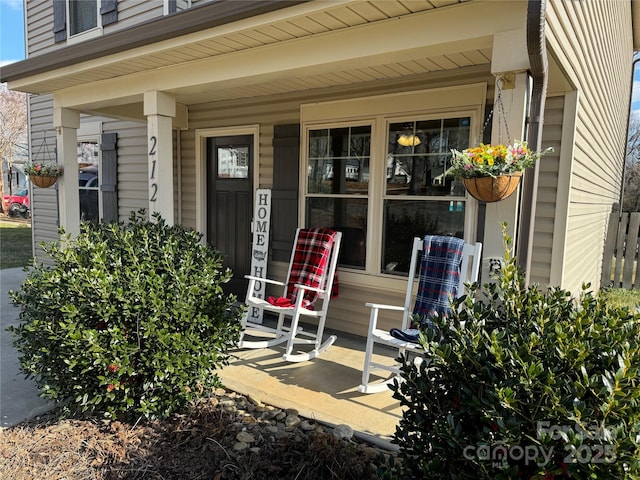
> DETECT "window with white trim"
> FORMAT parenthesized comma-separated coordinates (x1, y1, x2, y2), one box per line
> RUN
(381, 116, 470, 274)
(301, 85, 484, 279)
(68, 0, 100, 37)
(304, 115, 471, 275)
(306, 124, 371, 270)
(53, 0, 118, 44)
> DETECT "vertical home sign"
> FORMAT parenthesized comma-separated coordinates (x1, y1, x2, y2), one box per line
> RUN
(247, 189, 271, 324)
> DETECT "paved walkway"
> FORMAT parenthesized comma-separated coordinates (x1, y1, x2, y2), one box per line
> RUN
(1, 267, 53, 428)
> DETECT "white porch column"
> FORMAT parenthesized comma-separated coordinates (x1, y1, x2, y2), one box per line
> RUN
(143, 91, 175, 225)
(54, 107, 80, 236)
(483, 29, 530, 279)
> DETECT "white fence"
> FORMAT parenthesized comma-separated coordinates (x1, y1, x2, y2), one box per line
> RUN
(602, 212, 640, 289)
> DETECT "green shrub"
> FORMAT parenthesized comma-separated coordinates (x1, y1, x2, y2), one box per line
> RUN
(9, 211, 243, 420)
(390, 224, 640, 479)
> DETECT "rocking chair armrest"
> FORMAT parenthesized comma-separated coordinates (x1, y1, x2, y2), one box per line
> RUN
(364, 303, 405, 312)
(244, 275, 285, 287)
(364, 303, 405, 334)
(293, 283, 325, 294)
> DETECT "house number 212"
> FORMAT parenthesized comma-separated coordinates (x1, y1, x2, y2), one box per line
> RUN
(149, 136, 158, 202)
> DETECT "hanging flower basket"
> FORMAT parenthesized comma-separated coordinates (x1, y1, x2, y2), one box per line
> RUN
(24, 161, 63, 188)
(29, 175, 58, 188)
(462, 172, 522, 203)
(449, 140, 553, 202)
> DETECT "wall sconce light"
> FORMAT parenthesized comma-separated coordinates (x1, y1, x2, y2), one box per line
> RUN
(397, 134, 421, 147)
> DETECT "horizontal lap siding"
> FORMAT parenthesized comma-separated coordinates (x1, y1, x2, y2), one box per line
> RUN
(110, 1, 162, 31)
(101, 119, 148, 222)
(29, 106, 149, 249)
(546, 0, 632, 294)
(26, 0, 55, 56)
(531, 95, 563, 287)
(28, 95, 58, 256)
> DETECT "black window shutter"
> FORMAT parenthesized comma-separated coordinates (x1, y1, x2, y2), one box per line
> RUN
(100, 133, 118, 223)
(100, 0, 118, 26)
(53, 0, 67, 43)
(271, 124, 300, 262)
(168, 0, 177, 14)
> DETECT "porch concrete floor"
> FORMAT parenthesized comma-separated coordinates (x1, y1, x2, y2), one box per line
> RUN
(218, 325, 404, 448)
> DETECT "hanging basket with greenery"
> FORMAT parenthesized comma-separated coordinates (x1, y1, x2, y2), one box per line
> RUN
(24, 161, 63, 188)
(449, 141, 552, 202)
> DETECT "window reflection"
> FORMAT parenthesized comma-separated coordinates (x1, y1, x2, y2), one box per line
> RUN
(78, 141, 99, 222)
(217, 146, 249, 179)
(387, 118, 470, 196)
(306, 197, 368, 270)
(308, 126, 371, 195)
(382, 200, 465, 275)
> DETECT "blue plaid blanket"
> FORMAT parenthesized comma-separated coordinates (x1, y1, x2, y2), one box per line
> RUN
(390, 235, 465, 343)
(412, 235, 465, 321)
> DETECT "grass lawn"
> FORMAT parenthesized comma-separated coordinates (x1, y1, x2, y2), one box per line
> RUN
(0, 220, 33, 269)
(599, 287, 640, 310)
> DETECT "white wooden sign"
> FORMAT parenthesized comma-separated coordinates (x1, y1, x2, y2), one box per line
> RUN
(247, 188, 271, 324)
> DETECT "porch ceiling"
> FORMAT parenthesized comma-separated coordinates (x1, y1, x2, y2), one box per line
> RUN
(5, 0, 498, 113)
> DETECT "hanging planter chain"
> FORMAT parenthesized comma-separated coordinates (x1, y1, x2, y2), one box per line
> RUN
(478, 76, 511, 145)
(462, 76, 521, 203)
(33, 132, 56, 165)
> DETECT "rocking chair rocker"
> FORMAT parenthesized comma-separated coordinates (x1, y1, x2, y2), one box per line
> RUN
(238, 227, 342, 362)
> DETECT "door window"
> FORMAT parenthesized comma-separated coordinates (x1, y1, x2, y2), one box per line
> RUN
(217, 146, 249, 179)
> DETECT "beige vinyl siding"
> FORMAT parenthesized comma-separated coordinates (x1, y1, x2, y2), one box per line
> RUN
(26, 0, 55, 56)
(107, 0, 162, 33)
(102, 119, 149, 222)
(183, 71, 492, 336)
(530, 95, 564, 287)
(545, 0, 632, 293)
(28, 95, 59, 255)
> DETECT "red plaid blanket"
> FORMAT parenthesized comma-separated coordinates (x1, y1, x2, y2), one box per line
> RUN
(268, 228, 338, 309)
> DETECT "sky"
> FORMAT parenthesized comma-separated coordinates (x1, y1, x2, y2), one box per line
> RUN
(0, 0, 638, 113)
(633, 54, 640, 115)
(0, 0, 25, 66)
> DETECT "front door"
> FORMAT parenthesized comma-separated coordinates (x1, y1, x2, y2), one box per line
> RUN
(207, 135, 253, 297)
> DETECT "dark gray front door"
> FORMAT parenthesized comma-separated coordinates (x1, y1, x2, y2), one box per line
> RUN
(207, 135, 253, 297)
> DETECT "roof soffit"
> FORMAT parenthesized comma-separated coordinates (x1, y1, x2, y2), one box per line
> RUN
(5, 1, 489, 95)
(8, 1, 538, 110)
(1, 0, 311, 81)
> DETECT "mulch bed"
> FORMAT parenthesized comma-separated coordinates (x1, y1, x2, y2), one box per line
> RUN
(0, 392, 397, 480)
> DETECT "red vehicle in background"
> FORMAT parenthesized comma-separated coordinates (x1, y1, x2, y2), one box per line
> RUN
(2, 188, 30, 218)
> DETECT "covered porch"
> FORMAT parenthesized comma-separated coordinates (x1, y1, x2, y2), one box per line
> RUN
(219, 327, 405, 447)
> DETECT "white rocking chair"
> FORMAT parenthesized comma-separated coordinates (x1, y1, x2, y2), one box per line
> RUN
(358, 235, 482, 393)
(238, 228, 342, 362)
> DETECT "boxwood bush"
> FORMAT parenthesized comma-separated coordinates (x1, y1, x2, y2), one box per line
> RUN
(389, 224, 640, 479)
(9, 211, 243, 420)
